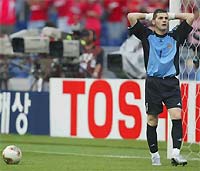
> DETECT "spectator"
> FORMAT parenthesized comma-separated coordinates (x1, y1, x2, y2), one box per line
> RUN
(103, 0, 127, 46)
(82, 0, 102, 45)
(53, 0, 73, 32)
(0, 0, 16, 35)
(8, 57, 31, 78)
(0, 56, 9, 90)
(79, 29, 104, 78)
(127, 0, 144, 13)
(147, 0, 168, 12)
(27, 0, 51, 29)
(15, 0, 29, 31)
(67, 0, 85, 32)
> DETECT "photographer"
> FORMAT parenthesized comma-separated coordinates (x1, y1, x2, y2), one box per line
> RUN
(79, 29, 104, 78)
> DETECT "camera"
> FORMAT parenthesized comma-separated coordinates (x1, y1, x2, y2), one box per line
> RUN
(12, 37, 50, 54)
(10, 29, 50, 54)
(0, 36, 14, 55)
(9, 28, 83, 78)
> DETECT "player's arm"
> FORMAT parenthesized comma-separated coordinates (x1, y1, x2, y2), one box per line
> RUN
(92, 49, 104, 78)
(127, 13, 152, 26)
(127, 13, 152, 39)
(170, 13, 194, 44)
(92, 64, 102, 78)
(169, 13, 194, 25)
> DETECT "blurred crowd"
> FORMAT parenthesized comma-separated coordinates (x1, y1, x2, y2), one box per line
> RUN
(0, 0, 169, 46)
(0, 0, 199, 92)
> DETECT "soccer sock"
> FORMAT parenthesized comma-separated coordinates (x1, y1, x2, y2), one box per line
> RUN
(171, 119, 183, 149)
(146, 124, 158, 153)
(172, 148, 180, 157)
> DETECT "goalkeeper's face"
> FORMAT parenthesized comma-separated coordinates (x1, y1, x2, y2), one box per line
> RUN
(152, 13, 169, 34)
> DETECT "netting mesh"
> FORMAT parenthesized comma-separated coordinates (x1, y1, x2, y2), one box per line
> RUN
(179, 0, 200, 80)
(178, 0, 200, 160)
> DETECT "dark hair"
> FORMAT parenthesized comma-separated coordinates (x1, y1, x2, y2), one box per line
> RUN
(81, 29, 96, 41)
(81, 29, 90, 37)
(44, 21, 57, 28)
(153, 9, 167, 19)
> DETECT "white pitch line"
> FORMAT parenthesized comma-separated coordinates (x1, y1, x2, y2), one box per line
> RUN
(25, 150, 149, 159)
(24, 150, 200, 161)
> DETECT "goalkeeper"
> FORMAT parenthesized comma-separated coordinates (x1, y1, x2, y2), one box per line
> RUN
(127, 9, 194, 166)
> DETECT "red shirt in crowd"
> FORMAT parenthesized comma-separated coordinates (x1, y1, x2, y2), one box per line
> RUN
(0, 0, 16, 25)
(148, 0, 168, 12)
(53, 0, 73, 18)
(127, 0, 142, 13)
(82, 1, 102, 45)
(104, 0, 127, 22)
(82, 1, 102, 29)
(67, 0, 84, 25)
(28, 0, 51, 21)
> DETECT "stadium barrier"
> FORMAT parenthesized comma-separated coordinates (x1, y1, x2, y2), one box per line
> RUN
(50, 78, 200, 143)
(0, 91, 49, 135)
(0, 78, 199, 144)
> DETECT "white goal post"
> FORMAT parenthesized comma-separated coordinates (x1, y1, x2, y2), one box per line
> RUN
(167, 0, 182, 159)
(169, 0, 181, 31)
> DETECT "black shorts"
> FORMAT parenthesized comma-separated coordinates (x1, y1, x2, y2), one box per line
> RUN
(145, 76, 182, 115)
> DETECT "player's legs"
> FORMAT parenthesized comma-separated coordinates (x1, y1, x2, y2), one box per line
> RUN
(169, 107, 183, 150)
(146, 105, 162, 166)
(161, 77, 187, 165)
(147, 114, 159, 153)
(146, 114, 161, 165)
(145, 77, 163, 165)
(168, 108, 187, 166)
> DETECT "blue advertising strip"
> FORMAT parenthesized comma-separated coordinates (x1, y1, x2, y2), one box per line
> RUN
(0, 91, 49, 135)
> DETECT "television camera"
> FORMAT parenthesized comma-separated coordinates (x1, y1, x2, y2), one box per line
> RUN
(0, 27, 84, 91)
(10, 27, 82, 79)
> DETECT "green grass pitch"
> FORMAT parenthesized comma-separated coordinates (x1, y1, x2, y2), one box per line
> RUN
(0, 134, 199, 171)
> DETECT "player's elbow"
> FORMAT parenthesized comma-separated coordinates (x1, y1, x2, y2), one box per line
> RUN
(127, 13, 133, 21)
(189, 13, 195, 21)
(187, 13, 195, 25)
(127, 13, 137, 26)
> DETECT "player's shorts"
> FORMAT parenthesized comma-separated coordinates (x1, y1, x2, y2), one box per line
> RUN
(145, 76, 182, 115)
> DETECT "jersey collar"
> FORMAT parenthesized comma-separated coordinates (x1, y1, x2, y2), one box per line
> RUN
(154, 31, 168, 38)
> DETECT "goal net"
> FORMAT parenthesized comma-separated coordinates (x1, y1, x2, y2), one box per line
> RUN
(167, 0, 200, 160)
